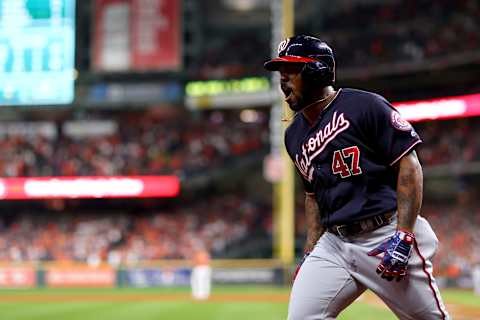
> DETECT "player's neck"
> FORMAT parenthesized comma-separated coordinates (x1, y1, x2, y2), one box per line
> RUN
(302, 86, 337, 126)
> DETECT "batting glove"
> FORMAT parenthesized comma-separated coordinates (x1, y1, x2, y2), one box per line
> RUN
(293, 252, 310, 281)
(367, 229, 415, 282)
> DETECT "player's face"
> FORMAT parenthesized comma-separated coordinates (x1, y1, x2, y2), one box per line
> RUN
(279, 64, 309, 112)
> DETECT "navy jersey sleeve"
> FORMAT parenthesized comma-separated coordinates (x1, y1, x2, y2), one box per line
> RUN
(365, 95, 422, 166)
(296, 166, 314, 194)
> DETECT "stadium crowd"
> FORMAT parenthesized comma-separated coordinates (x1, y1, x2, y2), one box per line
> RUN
(0, 116, 478, 177)
(294, 194, 480, 278)
(425, 201, 480, 278)
(0, 188, 478, 279)
(322, 0, 479, 68)
(416, 118, 480, 167)
(197, 0, 479, 78)
(0, 113, 479, 277)
(0, 194, 269, 264)
(0, 113, 269, 178)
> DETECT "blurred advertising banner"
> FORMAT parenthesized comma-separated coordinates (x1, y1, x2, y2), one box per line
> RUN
(121, 268, 191, 287)
(0, 176, 180, 200)
(212, 268, 283, 285)
(46, 267, 115, 287)
(0, 122, 57, 138)
(0, 267, 35, 288)
(87, 82, 182, 105)
(185, 77, 273, 110)
(130, 0, 181, 70)
(394, 93, 480, 122)
(93, 0, 181, 71)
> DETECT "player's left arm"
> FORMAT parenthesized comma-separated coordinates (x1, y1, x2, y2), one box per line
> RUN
(365, 95, 423, 281)
(368, 151, 421, 281)
(395, 150, 423, 232)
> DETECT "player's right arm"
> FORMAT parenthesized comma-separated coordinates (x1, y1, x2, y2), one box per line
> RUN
(304, 192, 324, 253)
(293, 192, 323, 281)
(283, 125, 324, 253)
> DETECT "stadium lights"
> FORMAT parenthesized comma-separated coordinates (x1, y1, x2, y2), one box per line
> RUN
(240, 109, 261, 123)
(394, 93, 480, 122)
(222, 0, 268, 11)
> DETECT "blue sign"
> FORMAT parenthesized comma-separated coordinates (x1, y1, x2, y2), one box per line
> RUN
(126, 268, 191, 287)
(88, 82, 182, 105)
(0, 0, 76, 106)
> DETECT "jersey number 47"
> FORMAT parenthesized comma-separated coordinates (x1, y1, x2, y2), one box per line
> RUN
(332, 146, 362, 178)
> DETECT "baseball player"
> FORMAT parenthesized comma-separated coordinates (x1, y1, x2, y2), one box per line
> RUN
(264, 35, 449, 320)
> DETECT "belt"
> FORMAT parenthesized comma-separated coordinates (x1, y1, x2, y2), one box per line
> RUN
(327, 211, 395, 239)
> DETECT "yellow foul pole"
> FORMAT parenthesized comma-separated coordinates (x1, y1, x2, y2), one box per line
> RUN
(279, 0, 295, 265)
(271, 0, 295, 265)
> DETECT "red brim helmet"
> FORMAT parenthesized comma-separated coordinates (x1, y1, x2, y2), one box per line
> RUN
(264, 55, 317, 71)
(264, 35, 335, 72)
(264, 35, 336, 85)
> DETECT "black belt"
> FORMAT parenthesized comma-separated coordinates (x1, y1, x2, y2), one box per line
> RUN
(327, 212, 395, 239)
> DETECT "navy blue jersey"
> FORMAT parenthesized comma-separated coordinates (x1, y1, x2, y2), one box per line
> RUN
(285, 88, 422, 227)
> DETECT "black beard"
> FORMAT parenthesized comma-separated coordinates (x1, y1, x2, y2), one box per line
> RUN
(289, 98, 305, 112)
(289, 86, 317, 112)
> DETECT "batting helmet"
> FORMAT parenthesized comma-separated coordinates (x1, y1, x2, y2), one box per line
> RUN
(264, 35, 335, 86)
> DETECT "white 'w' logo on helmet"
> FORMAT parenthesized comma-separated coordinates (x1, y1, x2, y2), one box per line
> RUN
(278, 38, 290, 54)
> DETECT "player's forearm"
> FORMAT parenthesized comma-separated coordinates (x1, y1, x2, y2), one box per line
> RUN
(304, 193, 324, 252)
(396, 151, 423, 232)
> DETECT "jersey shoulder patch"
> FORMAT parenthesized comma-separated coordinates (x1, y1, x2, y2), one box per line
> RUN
(390, 110, 412, 131)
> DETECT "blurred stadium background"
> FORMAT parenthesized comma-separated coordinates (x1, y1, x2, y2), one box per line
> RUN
(0, 0, 479, 319)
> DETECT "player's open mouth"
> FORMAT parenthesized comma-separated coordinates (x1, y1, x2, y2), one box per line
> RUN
(282, 87, 293, 101)
(286, 91, 293, 99)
